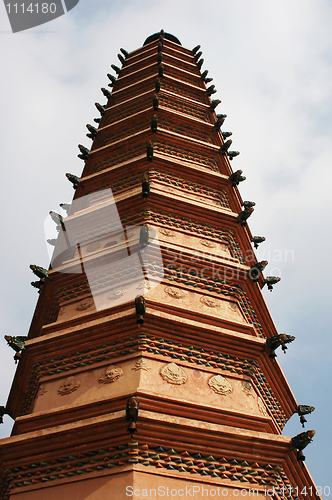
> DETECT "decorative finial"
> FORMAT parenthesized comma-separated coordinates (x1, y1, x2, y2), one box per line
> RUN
(59, 203, 71, 214)
(266, 333, 295, 358)
(77, 144, 90, 161)
(117, 53, 126, 65)
(206, 84, 216, 96)
(229, 170, 246, 186)
(291, 430, 315, 463)
(196, 58, 204, 70)
(86, 124, 98, 139)
(249, 261, 268, 282)
(262, 276, 281, 292)
(251, 236, 266, 249)
(135, 296, 146, 326)
(66, 173, 81, 189)
(238, 207, 254, 226)
(151, 114, 158, 133)
(95, 102, 105, 115)
(126, 396, 140, 438)
(210, 99, 221, 111)
(111, 64, 121, 74)
(4, 335, 28, 363)
(107, 73, 116, 86)
(220, 139, 232, 153)
(296, 405, 315, 428)
(147, 141, 153, 161)
(101, 87, 112, 99)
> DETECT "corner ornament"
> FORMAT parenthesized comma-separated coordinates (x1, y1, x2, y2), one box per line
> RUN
(160, 363, 187, 385)
(208, 375, 232, 395)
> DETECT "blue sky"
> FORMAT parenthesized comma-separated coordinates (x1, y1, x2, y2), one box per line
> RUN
(0, 0, 331, 493)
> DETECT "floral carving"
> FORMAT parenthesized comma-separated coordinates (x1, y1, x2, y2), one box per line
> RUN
(132, 358, 150, 371)
(108, 289, 127, 300)
(36, 383, 47, 398)
(208, 375, 232, 395)
(200, 296, 219, 308)
(165, 286, 185, 299)
(199, 239, 216, 249)
(98, 364, 123, 384)
(159, 228, 174, 237)
(76, 298, 94, 311)
(160, 363, 187, 385)
(58, 376, 80, 396)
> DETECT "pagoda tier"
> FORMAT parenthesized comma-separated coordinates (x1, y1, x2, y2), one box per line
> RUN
(0, 31, 318, 500)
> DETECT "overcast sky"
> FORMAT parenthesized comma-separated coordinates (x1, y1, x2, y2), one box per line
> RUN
(0, 0, 331, 494)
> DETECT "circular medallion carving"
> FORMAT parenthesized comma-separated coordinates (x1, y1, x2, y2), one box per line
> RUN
(160, 363, 187, 385)
(159, 228, 174, 237)
(99, 364, 123, 384)
(229, 302, 239, 311)
(200, 296, 219, 308)
(200, 239, 216, 248)
(76, 298, 94, 311)
(108, 289, 127, 300)
(58, 376, 81, 396)
(86, 241, 102, 253)
(165, 286, 185, 299)
(208, 375, 232, 395)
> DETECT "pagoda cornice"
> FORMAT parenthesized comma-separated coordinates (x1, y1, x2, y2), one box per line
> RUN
(100, 88, 212, 128)
(0, 410, 318, 498)
(94, 106, 217, 147)
(7, 309, 296, 432)
(90, 110, 220, 154)
(135, 37, 192, 58)
(87, 128, 218, 158)
(120, 50, 197, 79)
(79, 156, 243, 213)
(110, 73, 207, 106)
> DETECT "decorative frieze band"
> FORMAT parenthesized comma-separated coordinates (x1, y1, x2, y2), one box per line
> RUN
(20, 335, 286, 428)
(0, 440, 295, 499)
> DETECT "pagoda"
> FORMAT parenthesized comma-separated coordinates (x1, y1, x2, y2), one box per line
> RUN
(0, 31, 318, 500)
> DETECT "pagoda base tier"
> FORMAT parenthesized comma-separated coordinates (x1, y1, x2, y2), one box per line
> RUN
(0, 411, 315, 500)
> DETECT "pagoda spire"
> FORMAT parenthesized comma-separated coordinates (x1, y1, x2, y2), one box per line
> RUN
(0, 32, 318, 500)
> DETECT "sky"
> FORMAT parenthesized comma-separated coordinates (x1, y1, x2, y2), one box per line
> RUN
(0, 0, 331, 494)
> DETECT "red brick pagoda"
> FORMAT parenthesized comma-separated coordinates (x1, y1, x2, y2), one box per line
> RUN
(0, 31, 318, 500)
